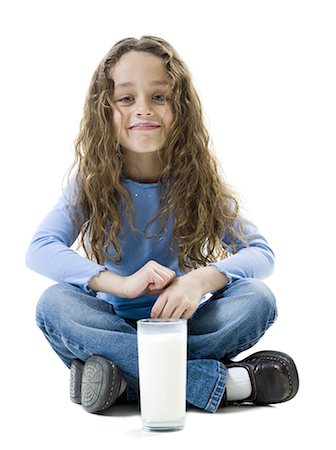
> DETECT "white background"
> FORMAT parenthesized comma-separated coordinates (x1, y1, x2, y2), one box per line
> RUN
(1, 1, 334, 448)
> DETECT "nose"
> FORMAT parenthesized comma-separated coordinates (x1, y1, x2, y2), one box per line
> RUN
(136, 96, 154, 117)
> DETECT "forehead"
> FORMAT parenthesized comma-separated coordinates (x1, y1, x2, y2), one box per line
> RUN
(111, 51, 170, 89)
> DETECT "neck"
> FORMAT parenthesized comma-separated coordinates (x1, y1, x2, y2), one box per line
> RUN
(122, 149, 162, 183)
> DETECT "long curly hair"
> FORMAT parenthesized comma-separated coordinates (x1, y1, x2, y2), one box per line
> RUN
(68, 35, 247, 273)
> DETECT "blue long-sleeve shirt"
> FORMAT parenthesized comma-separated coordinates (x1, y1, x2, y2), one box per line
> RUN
(25, 175, 275, 320)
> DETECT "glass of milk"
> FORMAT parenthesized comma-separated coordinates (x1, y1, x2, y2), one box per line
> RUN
(137, 318, 187, 432)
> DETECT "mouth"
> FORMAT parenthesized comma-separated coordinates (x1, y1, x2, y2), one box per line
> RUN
(128, 120, 161, 131)
(129, 125, 161, 131)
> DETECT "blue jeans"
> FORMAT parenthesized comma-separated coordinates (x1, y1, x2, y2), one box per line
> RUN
(35, 278, 277, 413)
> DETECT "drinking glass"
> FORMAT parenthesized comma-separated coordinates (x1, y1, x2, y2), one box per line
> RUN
(137, 318, 187, 432)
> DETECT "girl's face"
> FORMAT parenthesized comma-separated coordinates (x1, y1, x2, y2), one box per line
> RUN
(110, 51, 174, 154)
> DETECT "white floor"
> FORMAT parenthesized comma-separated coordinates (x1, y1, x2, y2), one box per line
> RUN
(4, 356, 330, 450)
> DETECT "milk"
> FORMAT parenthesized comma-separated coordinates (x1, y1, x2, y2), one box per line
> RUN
(137, 319, 187, 431)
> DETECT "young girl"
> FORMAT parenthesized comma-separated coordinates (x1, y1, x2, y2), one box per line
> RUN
(26, 35, 299, 414)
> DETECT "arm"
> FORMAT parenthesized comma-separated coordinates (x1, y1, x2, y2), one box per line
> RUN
(25, 178, 118, 294)
(151, 216, 274, 319)
(185, 216, 275, 295)
(89, 260, 176, 298)
(87, 270, 126, 297)
(182, 266, 229, 296)
(25, 181, 176, 298)
(206, 216, 275, 286)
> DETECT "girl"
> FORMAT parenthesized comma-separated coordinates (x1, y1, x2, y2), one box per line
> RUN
(26, 36, 299, 414)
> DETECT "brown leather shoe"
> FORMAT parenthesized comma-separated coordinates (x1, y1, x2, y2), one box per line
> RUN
(222, 350, 299, 406)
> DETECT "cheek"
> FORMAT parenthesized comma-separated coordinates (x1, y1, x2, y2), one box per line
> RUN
(164, 105, 174, 129)
(112, 107, 123, 133)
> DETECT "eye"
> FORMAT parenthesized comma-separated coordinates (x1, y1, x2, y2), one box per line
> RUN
(118, 95, 134, 104)
(153, 94, 167, 102)
(116, 93, 169, 104)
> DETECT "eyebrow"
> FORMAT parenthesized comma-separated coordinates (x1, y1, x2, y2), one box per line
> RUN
(114, 80, 170, 90)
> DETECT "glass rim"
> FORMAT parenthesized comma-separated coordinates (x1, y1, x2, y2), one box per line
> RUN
(137, 318, 186, 324)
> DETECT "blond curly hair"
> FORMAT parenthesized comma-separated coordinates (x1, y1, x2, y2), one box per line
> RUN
(68, 35, 246, 273)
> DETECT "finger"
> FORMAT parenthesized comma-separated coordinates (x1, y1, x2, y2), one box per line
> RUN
(159, 298, 179, 318)
(148, 261, 176, 279)
(148, 271, 165, 289)
(155, 268, 176, 287)
(165, 268, 176, 278)
(181, 306, 196, 321)
(150, 294, 168, 318)
(171, 306, 188, 319)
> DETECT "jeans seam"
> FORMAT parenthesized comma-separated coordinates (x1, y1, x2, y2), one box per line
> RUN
(204, 361, 227, 413)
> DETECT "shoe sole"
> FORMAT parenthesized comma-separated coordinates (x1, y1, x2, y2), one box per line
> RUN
(81, 355, 122, 413)
(243, 350, 299, 403)
(70, 359, 84, 404)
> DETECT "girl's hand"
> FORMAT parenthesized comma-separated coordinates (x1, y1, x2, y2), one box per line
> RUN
(123, 260, 176, 299)
(150, 273, 203, 320)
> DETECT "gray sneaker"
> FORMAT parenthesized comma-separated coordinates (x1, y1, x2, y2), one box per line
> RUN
(70, 355, 123, 413)
(70, 359, 85, 404)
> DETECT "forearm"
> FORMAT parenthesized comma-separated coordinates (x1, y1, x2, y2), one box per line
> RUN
(88, 270, 127, 297)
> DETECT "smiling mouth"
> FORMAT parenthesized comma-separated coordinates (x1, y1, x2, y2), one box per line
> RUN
(129, 125, 161, 131)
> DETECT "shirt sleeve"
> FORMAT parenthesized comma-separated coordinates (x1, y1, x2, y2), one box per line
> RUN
(208, 215, 275, 289)
(25, 177, 107, 292)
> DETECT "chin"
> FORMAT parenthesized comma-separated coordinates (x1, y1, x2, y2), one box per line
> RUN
(130, 147, 160, 154)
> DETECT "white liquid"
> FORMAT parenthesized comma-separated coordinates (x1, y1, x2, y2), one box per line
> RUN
(138, 330, 187, 426)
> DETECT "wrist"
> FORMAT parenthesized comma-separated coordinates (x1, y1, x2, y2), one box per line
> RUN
(186, 266, 229, 296)
(88, 270, 127, 297)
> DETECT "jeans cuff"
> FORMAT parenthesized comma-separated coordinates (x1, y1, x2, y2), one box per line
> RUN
(204, 361, 227, 413)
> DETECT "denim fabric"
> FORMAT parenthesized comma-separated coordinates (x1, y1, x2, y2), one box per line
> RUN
(35, 278, 277, 413)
